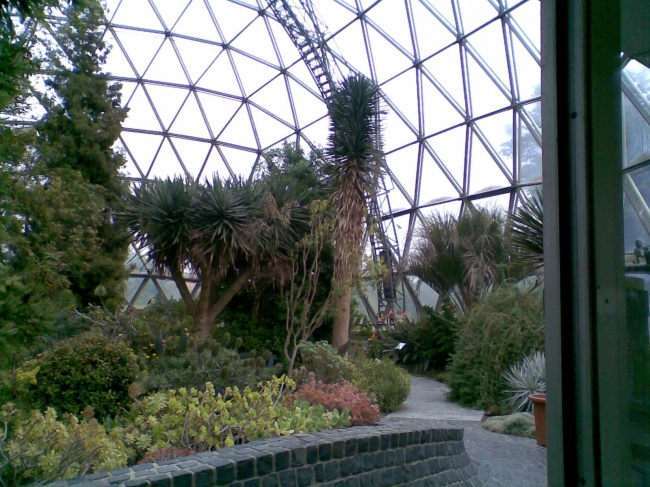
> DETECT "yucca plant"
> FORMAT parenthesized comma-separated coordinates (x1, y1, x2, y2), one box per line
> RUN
(326, 74, 383, 351)
(503, 351, 546, 413)
(122, 175, 309, 338)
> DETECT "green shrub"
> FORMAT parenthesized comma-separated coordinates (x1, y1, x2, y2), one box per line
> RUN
(297, 341, 355, 383)
(0, 403, 127, 486)
(352, 358, 411, 413)
(447, 285, 544, 410)
(118, 376, 349, 463)
(481, 412, 536, 438)
(16, 333, 138, 419)
(373, 304, 457, 372)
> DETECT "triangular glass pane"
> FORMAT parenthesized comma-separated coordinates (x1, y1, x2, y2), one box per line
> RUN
(384, 106, 417, 152)
(123, 84, 161, 131)
(250, 106, 294, 149)
(330, 20, 372, 78)
(287, 60, 320, 97)
(311, 0, 357, 35)
(113, 28, 164, 77)
(287, 78, 326, 127)
(421, 200, 463, 219)
(169, 93, 210, 139)
(381, 69, 420, 133)
(172, 0, 220, 40)
(125, 277, 145, 303)
(111, 0, 162, 30)
(467, 54, 510, 118)
(170, 138, 211, 177)
(422, 46, 466, 111)
(419, 148, 460, 206)
(512, 33, 540, 100)
(427, 126, 467, 191)
(249, 75, 296, 127)
(174, 38, 222, 85)
(219, 105, 258, 149)
(510, 0, 541, 52)
(118, 81, 138, 107)
(411, 1, 457, 59)
(114, 137, 142, 178)
(624, 92, 650, 167)
(132, 279, 160, 308)
(197, 93, 242, 138)
(103, 30, 136, 78)
(104, 0, 121, 22)
(386, 143, 419, 201)
(466, 21, 511, 95)
(457, 0, 498, 34)
(472, 193, 512, 212)
(197, 51, 243, 97)
(365, 0, 413, 56)
(144, 38, 188, 84)
(230, 18, 279, 67)
(121, 132, 164, 175)
(299, 116, 329, 147)
(519, 112, 542, 183)
(148, 137, 185, 178)
(474, 110, 514, 173)
(207, 0, 257, 44)
(202, 146, 232, 180)
(421, 74, 464, 135)
(468, 131, 510, 195)
(366, 25, 413, 84)
(267, 19, 301, 67)
(231, 52, 280, 97)
(145, 84, 189, 130)
(220, 146, 257, 176)
(151, 0, 190, 31)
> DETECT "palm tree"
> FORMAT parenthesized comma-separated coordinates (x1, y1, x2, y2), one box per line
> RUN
(326, 74, 383, 351)
(123, 175, 308, 338)
(410, 207, 510, 313)
(509, 191, 544, 271)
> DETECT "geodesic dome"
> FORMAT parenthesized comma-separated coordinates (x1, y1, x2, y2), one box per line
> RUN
(94, 0, 543, 310)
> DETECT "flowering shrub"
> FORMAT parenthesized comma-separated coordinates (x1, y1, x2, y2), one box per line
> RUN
(288, 380, 380, 426)
(118, 376, 349, 463)
(0, 403, 127, 487)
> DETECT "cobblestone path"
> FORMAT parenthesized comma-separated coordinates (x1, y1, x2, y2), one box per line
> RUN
(382, 376, 547, 487)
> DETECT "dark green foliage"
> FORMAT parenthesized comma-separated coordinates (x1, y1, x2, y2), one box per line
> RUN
(373, 304, 458, 372)
(297, 341, 355, 384)
(509, 191, 544, 270)
(410, 208, 513, 313)
(17, 333, 138, 418)
(447, 285, 545, 410)
(352, 358, 410, 413)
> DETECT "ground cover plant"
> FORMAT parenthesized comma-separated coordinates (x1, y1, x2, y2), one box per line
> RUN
(481, 412, 536, 438)
(447, 284, 545, 411)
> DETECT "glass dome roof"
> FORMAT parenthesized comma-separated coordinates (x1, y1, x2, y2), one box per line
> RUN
(28, 0, 545, 308)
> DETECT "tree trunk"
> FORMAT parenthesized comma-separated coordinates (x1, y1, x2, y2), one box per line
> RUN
(331, 280, 353, 351)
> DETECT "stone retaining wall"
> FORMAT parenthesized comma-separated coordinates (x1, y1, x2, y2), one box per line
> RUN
(54, 423, 482, 487)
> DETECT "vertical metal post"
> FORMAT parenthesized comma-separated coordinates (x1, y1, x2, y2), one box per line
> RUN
(543, 0, 628, 485)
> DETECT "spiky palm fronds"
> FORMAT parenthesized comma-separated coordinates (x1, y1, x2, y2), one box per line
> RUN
(410, 207, 510, 312)
(510, 191, 544, 270)
(122, 176, 195, 275)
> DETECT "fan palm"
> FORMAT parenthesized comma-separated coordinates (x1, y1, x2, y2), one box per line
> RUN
(326, 74, 383, 351)
(123, 175, 309, 338)
(410, 207, 510, 313)
(509, 191, 544, 271)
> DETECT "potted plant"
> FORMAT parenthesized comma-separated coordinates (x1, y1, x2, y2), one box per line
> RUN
(503, 351, 547, 446)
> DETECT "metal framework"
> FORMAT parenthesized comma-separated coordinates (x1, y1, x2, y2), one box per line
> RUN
(13, 0, 555, 317)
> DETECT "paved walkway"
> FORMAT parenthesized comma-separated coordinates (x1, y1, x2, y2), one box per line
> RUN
(382, 376, 547, 487)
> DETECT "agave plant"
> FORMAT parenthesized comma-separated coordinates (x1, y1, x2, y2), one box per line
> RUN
(503, 351, 546, 413)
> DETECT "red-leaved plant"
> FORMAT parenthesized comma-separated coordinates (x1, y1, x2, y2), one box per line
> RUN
(287, 380, 380, 426)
